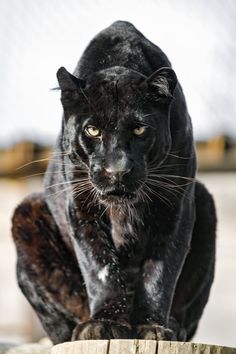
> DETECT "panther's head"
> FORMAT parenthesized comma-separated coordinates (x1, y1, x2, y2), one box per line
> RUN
(57, 66, 177, 205)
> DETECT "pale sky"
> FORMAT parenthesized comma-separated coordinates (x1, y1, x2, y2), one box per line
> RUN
(0, 0, 235, 146)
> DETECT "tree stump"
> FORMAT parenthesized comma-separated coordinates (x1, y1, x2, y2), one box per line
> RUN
(51, 340, 236, 354)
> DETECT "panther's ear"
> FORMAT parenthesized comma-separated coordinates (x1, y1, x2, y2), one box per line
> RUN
(56, 67, 86, 109)
(56, 67, 86, 91)
(140, 67, 177, 98)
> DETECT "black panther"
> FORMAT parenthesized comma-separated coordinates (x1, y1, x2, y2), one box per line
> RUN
(12, 21, 216, 344)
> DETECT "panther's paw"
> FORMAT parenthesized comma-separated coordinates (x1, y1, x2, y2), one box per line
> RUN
(136, 323, 176, 341)
(72, 319, 132, 340)
(168, 317, 187, 341)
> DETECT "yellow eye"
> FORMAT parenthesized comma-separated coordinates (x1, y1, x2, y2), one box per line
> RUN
(133, 126, 146, 136)
(85, 125, 101, 137)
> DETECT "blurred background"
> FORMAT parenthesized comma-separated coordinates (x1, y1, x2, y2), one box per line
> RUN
(0, 0, 236, 348)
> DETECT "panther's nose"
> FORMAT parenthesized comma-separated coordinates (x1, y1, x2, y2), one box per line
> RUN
(104, 165, 132, 181)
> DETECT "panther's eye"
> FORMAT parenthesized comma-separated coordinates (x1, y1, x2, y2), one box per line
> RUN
(85, 125, 101, 138)
(133, 126, 146, 136)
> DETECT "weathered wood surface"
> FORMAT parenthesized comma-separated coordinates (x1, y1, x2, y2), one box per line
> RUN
(158, 341, 236, 353)
(51, 339, 236, 354)
(51, 340, 109, 354)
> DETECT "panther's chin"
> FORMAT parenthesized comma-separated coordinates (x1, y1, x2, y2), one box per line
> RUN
(99, 189, 136, 205)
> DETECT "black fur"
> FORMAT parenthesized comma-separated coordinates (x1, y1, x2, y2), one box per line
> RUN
(12, 21, 216, 344)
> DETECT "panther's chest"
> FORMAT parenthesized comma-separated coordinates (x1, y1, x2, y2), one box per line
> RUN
(109, 207, 145, 248)
(107, 207, 147, 299)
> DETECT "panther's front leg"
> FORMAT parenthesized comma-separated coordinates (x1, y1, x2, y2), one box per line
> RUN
(69, 205, 132, 340)
(132, 200, 195, 341)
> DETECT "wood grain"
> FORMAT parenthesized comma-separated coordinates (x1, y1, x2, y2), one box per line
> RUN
(51, 340, 236, 354)
(108, 340, 157, 354)
(158, 341, 236, 353)
(51, 340, 108, 354)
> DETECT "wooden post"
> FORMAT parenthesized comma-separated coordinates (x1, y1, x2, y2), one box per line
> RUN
(158, 341, 236, 353)
(51, 340, 236, 354)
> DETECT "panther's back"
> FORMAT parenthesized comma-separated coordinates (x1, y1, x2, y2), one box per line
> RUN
(75, 20, 171, 79)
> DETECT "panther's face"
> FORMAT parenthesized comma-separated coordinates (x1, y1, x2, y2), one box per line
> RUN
(57, 66, 177, 205)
